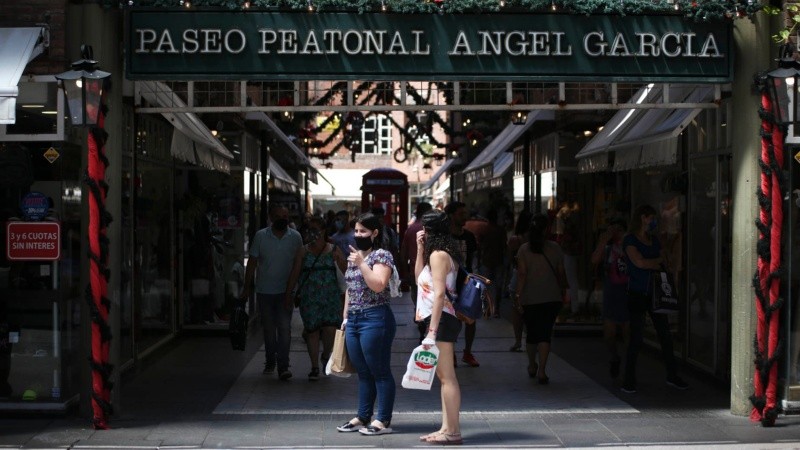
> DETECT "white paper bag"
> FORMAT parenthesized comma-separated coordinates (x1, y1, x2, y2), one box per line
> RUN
(401, 344, 439, 390)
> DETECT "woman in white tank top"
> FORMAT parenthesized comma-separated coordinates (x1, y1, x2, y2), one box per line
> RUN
(414, 210, 464, 445)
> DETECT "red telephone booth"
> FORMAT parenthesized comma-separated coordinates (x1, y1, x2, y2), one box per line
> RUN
(361, 168, 409, 239)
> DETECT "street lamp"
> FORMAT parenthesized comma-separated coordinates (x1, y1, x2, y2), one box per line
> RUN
(55, 45, 111, 126)
(56, 44, 113, 430)
(765, 44, 800, 126)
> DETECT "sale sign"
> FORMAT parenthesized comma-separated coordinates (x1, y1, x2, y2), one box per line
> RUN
(6, 222, 61, 261)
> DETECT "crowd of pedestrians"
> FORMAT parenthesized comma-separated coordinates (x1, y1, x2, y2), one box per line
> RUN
(239, 200, 691, 445)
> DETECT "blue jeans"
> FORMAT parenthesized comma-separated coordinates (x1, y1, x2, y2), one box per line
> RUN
(346, 304, 396, 425)
(257, 293, 293, 371)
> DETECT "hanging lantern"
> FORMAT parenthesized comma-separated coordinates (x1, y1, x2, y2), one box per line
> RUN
(511, 110, 528, 125)
(766, 44, 800, 127)
(55, 45, 111, 127)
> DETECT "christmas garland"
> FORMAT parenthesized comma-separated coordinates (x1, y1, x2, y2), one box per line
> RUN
(750, 74, 787, 428)
(115, 0, 764, 21)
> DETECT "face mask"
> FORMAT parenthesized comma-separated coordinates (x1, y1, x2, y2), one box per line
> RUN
(647, 219, 658, 233)
(273, 218, 289, 231)
(305, 230, 321, 243)
(354, 235, 374, 251)
(335, 220, 344, 231)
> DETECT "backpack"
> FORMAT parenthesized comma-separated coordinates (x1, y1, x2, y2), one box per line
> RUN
(228, 302, 248, 351)
(449, 265, 492, 325)
(605, 242, 629, 286)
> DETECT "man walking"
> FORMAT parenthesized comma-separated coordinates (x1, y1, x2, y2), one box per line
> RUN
(242, 205, 303, 380)
(399, 201, 433, 342)
(445, 202, 480, 367)
(330, 210, 356, 256)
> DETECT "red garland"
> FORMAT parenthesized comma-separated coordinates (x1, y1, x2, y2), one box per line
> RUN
(751, 89, 784, 426)
(88, 107, 112, 429)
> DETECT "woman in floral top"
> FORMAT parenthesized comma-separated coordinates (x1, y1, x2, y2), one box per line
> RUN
(336, 212, 397, 436)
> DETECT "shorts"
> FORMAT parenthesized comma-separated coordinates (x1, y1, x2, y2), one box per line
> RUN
(422, 312, 462, 343)
(522, 301, 562, 344)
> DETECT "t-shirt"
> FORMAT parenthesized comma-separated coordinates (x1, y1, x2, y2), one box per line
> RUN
(249, 227, 303, 295)
(415, 258, 458, 321)
(623, 234, 661, 294)
(516, 240, 564, 305)
(331, 230, 356, 256)
(452, 229, 478, 272)
(345, 249, 394, 311)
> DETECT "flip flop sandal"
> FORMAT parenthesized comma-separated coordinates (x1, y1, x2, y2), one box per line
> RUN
(420, 431, 443, 441)
(425, 432, 463, 445)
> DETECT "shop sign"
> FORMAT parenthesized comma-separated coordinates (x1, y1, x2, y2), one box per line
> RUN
(365, 178, 405, 186)
(127, 11, 731, 82)
(43, 147, 60, 164)
(20, 191, 50, 221)
(6, 221, 61, 261)
(795, 150, 800, 165)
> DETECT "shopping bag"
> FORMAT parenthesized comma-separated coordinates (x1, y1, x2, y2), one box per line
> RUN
(401, 344, 440, 390)
(325, 352, 352, 378)
(228, 303, 248, 351)
(650, 271, 679, 314)
(329, 329, 355, 374)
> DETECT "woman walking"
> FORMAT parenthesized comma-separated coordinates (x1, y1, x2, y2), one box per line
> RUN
(621, 205, 689, 393)
(513, 214, 566, 384)
(415, 210, 463, 445)
(590, 218, 630, 379)
(336, 212, 397, 436)
(286, 217, 347, 381)
(506, 210, 531, 352)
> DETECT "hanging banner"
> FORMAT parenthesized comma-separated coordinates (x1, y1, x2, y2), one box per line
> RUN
(126, 11, 732, 82)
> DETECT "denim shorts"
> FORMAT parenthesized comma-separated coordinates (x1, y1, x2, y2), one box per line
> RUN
(422, 312, 462, 343)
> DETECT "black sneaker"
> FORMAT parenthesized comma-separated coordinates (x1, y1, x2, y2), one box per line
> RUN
(278, 369, 293, 381)
(621, 382, 637, 394)
(308, 368, 320, 381)
(666, 376, 689, 390)
(609, 358, 621, 378)
(263, 361, 276, 374)
(359, 420, 392, 435)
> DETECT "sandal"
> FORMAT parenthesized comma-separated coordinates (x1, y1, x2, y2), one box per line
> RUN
(509, 344, 523, 352)
(425, 432, 463, 445)
(336, 417, 365, 432)
(420, 430, 443, 441)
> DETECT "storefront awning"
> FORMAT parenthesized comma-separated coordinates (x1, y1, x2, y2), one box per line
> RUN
(577, 84, 713, 173)
(137, 81, 234, 173)
(0, 27, 49, 124)
(422, 158, 456, 191)
(269, 156, 298, 193)
(463, 110, 554, 173)
(244, 111, 320, 184)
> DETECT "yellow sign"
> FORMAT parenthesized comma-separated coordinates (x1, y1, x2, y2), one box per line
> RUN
(795, 150, 800, 165)
(316, 114, 341, 132)
(43, 147, 60, 164)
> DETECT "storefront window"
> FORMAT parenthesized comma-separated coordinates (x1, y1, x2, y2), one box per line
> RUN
(0, 140, 82, 404)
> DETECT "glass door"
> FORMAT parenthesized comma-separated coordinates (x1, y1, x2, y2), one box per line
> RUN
(686, 154, 731, 377)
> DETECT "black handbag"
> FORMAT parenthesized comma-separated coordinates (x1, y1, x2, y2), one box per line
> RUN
(650, 271, 679, 314)
(228, 302, 249, 351)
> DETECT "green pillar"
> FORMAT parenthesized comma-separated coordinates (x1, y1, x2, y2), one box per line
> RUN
(729, 15, 773, 416)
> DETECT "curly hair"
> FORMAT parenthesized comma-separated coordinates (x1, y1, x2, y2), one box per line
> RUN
(421, 210, 460, 266)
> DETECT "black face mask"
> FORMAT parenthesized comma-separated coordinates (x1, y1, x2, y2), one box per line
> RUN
(272, 218, 289, 231)
(354, 235, 374, 251)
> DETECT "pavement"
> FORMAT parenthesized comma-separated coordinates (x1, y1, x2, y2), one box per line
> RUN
(2, 292, 800, 449)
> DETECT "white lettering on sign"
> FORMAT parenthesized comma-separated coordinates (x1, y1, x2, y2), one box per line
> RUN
(135, 27, 722, 59)
(583, 31, 722, 58)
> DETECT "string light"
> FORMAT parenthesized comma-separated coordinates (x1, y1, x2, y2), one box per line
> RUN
(243, 0, 250, 8)
(550, 1, 557, 11)
(381, 0, 387, 11)
(499, 0, 505, 7)
(307, 0, 314, 11)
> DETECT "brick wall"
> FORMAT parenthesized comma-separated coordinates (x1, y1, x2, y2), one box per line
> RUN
(0, 0, 68, 74)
